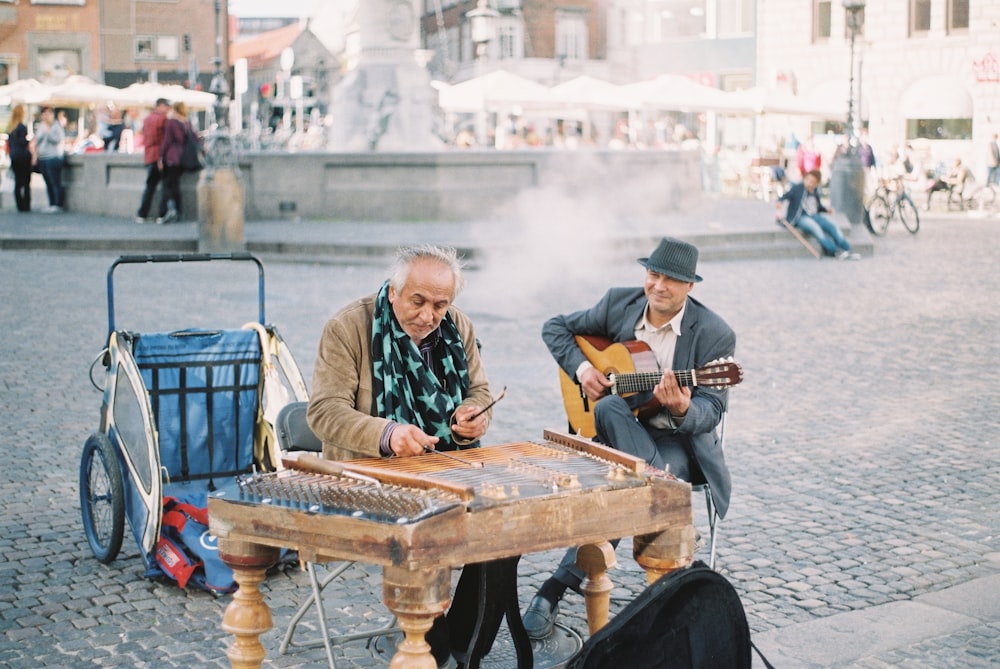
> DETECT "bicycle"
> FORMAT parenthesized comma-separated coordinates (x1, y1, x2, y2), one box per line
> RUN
(866, 177, 920, 235)
(965, 183, 998, 214)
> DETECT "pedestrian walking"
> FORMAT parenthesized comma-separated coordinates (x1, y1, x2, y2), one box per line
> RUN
(135, 98, 170, 223)
(156, 101, 198, 224)
(986, 133, 999, 187)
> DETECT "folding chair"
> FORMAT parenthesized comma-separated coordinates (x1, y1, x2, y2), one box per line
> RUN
(275, 401, 399, 668)
(690, 412, 726, 570)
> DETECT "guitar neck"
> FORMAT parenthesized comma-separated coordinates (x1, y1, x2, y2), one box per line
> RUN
(612, 369, 698, 395)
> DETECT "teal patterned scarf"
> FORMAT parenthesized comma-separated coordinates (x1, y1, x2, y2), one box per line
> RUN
(371, 280, 473, 451)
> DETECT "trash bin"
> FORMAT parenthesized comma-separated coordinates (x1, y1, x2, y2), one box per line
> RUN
(829, 152, 866, 226)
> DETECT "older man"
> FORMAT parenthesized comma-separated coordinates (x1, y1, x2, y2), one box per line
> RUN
(307, 244, 493, 668)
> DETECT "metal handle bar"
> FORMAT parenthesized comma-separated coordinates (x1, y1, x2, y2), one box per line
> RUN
(106, 252, 265, 337)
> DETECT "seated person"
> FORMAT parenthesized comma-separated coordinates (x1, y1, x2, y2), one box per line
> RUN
(307, 244, 494, 669)
(925, 157, 971, 210)
(522, 237, 735, 640)
(776, 169, 859, 260)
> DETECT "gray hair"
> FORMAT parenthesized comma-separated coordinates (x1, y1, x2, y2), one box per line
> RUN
(388, 244, 466, 298)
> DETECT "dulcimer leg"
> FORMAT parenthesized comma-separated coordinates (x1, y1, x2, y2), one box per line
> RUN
(576, 541, 617, 635)
(219, 540, 281, 669)
(383, 565, 453, 669)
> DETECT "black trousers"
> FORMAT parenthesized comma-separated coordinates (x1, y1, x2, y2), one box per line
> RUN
(137, 162, 164, 218)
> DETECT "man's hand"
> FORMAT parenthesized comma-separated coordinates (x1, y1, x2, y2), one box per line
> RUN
(579, 366, 613, 403)
(450, 404, 489, 441)
(654, 370, 691, 418)
(389, 424, 439, 457)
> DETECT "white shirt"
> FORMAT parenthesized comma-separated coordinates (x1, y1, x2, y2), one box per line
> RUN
(635, 302, 686, 429)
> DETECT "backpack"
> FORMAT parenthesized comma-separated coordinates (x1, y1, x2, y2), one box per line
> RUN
(153, 495, 235, 594)
(180, 125, 203, 172)
(567, 561, 772, 669)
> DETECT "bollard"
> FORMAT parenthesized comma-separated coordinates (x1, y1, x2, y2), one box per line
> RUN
(197, 168, 245, 253)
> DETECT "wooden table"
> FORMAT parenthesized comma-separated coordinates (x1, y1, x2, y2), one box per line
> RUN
(208, 430, 695, 668)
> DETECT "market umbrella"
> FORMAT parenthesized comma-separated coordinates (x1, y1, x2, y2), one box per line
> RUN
(549, 75, 640, 111)
(46, 75, 133, 107)
(725, 86, 847, 118)
(618, 74, 739, 113)
(0, 78, 53, 106)
(118, 82, 218, 110)
(437, 70, 553, 113)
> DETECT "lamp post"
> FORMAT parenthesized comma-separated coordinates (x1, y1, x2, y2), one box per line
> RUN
(830, 0, 867, 227)
(844, 0, 865, 144)
(466, 0, 498, 146)
(197, 0, 245, 252)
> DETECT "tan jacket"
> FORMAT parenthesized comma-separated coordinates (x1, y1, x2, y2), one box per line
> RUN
(307, 293, 493, 461)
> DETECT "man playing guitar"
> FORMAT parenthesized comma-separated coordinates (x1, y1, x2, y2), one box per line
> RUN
(522, 236, 738, 640)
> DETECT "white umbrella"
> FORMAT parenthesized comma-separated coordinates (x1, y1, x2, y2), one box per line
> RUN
(725, 86, 847, 118)
(119, 82, 218, 110)
(549, 75, 640, 111)
(618, 74, 738, 113)
(47, 75, 133, 107)
(0, 78, 53, 106)
(437, 70, 553, 113)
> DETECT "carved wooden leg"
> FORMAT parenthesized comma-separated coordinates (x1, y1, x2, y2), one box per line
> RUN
(383, 565, 452, 669)
(576, 541, 617, 635)
(633, 525, 696, 584)
(218, 539, 280, 669)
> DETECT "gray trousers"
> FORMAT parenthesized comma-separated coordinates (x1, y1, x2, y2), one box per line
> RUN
(551, 395, 695, 591)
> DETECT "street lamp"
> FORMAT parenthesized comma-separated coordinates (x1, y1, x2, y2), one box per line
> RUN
(830, 0, 866, 227)
(467, 0, 500, 61)
(844, 0, 865, 144)
(465, 0, 499, 146)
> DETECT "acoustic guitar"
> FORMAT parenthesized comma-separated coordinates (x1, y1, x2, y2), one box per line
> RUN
(558, 335, 743, 438)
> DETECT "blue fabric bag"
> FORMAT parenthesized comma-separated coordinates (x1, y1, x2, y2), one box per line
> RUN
(155, 495, 235, 594)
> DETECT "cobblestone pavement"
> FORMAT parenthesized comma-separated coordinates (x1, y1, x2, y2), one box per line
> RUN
(1, 211, 998, 668)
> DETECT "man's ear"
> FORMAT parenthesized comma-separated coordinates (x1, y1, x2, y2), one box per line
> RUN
(387, 285, 397, 303)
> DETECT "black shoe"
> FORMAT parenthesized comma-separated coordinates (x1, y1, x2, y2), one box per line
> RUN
(522, 595, 559, 640)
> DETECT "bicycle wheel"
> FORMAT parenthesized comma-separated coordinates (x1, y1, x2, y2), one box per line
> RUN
(897, 194, 920, 234)
(80, 432, 125, 564)
(968, 186, 997, 213)
(867, 195, 891, 236)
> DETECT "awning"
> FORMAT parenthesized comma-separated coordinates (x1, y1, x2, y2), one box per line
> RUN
(898, 75, 973, 118)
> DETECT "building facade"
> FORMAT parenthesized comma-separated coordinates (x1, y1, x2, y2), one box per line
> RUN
(0, 0, 227, 90)
(0, 0, 101, 84)
(758, 0, 999, 175)
(420, 0, 610, 84)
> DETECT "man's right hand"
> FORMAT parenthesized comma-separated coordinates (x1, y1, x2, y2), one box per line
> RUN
(579, 366, 613, 403)
(389, 424, 439, 457)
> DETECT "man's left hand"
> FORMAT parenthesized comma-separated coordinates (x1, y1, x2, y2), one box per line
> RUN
(451, 404, 489, 441)
(654, 370, 691, 418)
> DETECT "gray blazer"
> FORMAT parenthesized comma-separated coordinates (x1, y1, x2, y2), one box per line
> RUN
(542, 287, 736, 518)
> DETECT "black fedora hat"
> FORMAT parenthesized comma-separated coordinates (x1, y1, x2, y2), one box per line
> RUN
(637, 237, 702, 283)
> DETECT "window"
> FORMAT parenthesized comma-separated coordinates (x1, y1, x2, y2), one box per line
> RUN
(556, 9, 587, 61)
(156, 35, 179, 61)
(495, 16, 523, 60)
(910, 0, 931, 35)
(948, 0, 969, 32)
(135, 35, 179, 62)
(814, 0, 832, 41)
(718, 0, 753, 36)
(906, 118, 972, 141)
